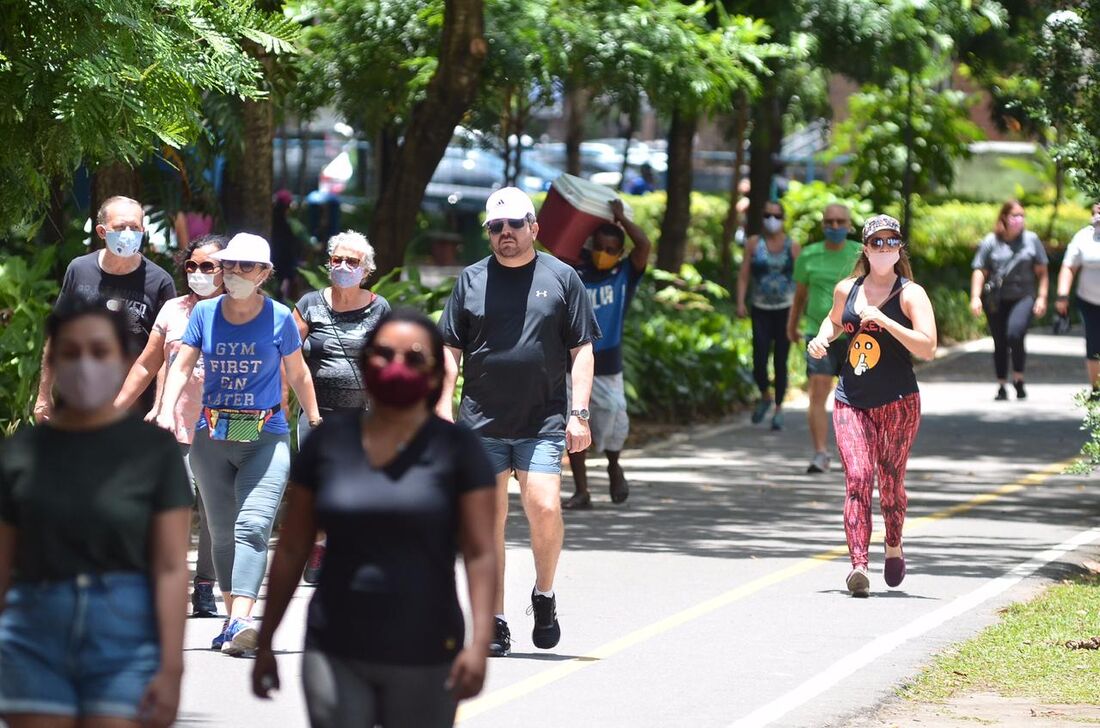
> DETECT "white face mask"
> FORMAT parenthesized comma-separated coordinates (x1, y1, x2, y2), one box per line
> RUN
(762, 216, 783, 234)
(223, 273, 257, 300)
(868, 250, 900, 275)
(54, 358, 123, 411)
(330, 265, 366, 289)
(105, 229, 143, 257)
(188, 272, 219, 297)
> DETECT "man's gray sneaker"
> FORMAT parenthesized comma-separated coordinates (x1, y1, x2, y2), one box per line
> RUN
(807, 452, 830, 473)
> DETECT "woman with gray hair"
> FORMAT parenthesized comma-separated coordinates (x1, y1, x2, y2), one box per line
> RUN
(293, 230, 391, 582)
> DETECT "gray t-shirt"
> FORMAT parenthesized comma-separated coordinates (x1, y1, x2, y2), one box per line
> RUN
(1063, 226, 1100, 306)
(440, 253, 600, 438)
(971, 231, 1048, 301)
(296, 290, 391, 411)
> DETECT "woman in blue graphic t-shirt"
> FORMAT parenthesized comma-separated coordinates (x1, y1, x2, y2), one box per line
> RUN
(157, 233, 321, 657)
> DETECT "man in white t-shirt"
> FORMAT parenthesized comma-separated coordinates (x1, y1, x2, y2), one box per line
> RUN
(1056, 201, 1100, 389)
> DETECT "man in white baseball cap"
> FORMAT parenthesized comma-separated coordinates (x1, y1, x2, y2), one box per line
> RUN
(439, 187, 601, 656)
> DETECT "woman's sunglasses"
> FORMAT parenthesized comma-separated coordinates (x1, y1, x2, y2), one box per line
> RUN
(330, 255, 362, 268)
(365, 344, 434, 370)
(866, 237, 903, 250)
(184, 260, 221, 274)
(220, 260, 261, 273)
(486, 218, 528, 235)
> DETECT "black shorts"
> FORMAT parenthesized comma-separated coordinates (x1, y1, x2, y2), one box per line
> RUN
(1078, 296, 1100, 359)
(805, 334, 848, 377)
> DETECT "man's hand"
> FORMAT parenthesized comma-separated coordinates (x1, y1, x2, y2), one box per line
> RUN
(565, 416, 591, 453)
(252, 647, 280, 699)
(33, 397, 51, 423)
(447, 645, 488, 700)
(609, 199, 626, 223)
(737, 302, 748, 318)
(138, 669, 181, 728)
(1056, 297, 1070, 316)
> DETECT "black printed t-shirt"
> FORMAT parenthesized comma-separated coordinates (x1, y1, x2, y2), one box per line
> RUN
(290, 412, 495, 665)
(439, 253, 601, 438)
(296, 290, 391, 410)
(0, 416, 193, 582)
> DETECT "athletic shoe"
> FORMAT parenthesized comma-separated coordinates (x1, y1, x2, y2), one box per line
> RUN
(489, 617, 511, 657)
(995, 384, 1008, 401)
(608, 463, 629, 504)
(303, 542, 325, 585)
(1014, 381, 1026, 400)
(884, 548, 906, 588)
(846, 567, 870, 598)
(221, 617, 259, 657)
(210, 618, 231, 650)
(770, 412, 784, 431)
(191, 579, 218, 618)
(807, 452, 830, 473)
(529, 590, 561, 649)
(751, 398, 771, 424)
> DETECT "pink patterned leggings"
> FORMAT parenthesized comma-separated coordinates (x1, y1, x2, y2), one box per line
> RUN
(833, 393, 921, 568)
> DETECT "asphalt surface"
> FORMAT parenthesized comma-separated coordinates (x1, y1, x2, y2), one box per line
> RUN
(175, 330, 1100, 728)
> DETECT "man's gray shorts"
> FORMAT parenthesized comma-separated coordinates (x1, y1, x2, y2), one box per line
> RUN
(590, 372, 630, 452)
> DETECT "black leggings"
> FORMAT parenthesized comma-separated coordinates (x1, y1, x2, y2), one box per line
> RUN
(984, 296, 1034, 380)
(751, 305, 791, 404)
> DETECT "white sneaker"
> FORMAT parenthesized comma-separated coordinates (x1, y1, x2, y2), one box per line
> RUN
(807, 452, 830, 473)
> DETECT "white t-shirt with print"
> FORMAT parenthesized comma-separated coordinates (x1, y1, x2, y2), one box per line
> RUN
(1063, 226, 1100, 306)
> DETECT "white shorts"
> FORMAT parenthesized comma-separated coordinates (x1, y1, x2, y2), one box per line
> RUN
(589, 372, 630, 452)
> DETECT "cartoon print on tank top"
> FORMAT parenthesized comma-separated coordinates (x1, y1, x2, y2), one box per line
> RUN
(848, 333, 880, 376)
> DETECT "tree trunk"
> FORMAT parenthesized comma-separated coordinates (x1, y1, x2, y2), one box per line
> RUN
(235, 96, 275, 238)
(367, 0, 488, 276)
(277, 116, 289, 190)
(720, 101, 749, 287)
(656, 109, 697, 272)
(564, 84, 589, 177)
(747, 87, 782, 237)
(90, 161, 142, 249)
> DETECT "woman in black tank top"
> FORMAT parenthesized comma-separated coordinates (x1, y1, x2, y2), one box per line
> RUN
(806, 215, 938, 598)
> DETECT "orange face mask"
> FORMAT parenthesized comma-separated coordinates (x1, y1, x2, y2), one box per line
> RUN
(591, 249, 621, 270)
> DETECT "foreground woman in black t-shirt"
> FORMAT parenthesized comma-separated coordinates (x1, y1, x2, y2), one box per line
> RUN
(253, 309, 497, 728)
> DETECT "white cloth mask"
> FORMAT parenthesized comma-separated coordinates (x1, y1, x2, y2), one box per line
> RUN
(762, 216, 783, 234)
(54, 358, 123, 411)
(331, 265, 366, 289)
(223, 273, 257, 300)
(188, 272, 219, 297)
(868, 250, 900, 275)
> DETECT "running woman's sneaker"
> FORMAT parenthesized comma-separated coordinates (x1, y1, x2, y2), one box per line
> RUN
(884, 547, 906, 587)
(751, 398, 772, 424)
(807, 452, 830, 473)
(846, 566, 870, 598)
(191, 579, 218, 618)
(221, 617, 259, 657)
(529, 590, 561, 649)
(770, 411, 784, 431)
(489, 617, 511, 657)
(995, 384, 1009, 401)
(210, 618, 231, 650)
(303, 542, 325, 585)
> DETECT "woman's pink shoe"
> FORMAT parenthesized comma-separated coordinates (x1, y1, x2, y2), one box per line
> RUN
(884, 549, 906, 587)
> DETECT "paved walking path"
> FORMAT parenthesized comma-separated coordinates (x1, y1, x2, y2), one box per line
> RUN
(177, 331, 1100, 727)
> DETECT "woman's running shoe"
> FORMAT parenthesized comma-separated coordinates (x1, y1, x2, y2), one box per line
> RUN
(303, 542, 326, 584)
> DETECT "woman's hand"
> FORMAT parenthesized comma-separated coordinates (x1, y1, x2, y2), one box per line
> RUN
(737, 302, 748, 318)
(1056, 297, 1070, 316)
(447, 646, 488, 700)
(1033, 297, 1048, 318)
(969, 297, 984, 318)
(859, 305, 892, 330)
(138, 669, 181, 728)
(154, 411, 175, 432)
(252, 646, 280, 699)
(807, 336, 830, 360)
(144, 406, 159, 423)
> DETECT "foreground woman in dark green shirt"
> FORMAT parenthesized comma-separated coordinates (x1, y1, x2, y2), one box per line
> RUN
(0, 298, 193, 728)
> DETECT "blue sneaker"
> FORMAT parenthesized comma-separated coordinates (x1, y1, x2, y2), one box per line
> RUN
(191, 580, 218, 617)
(751, 399, 772, 424)
(221, 617, 259, 657)
(210, 618, 230, 650)
(771, 411, 784, 431)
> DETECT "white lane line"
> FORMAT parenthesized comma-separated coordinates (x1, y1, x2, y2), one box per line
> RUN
(728, 525, 1100, 728)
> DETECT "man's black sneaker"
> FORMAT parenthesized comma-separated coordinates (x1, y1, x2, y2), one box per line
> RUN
(191, 579, 218, 617)
(529, 590, 561, 649)
(489, 617, 511, 657)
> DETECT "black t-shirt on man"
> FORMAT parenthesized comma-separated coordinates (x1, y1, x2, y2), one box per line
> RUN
(289, 412, 495, 665)
(439, 252, 600, 438)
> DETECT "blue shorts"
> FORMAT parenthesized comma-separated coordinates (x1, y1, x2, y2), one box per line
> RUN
(0, 573, 160, 719)
(479, 436, 566, 475)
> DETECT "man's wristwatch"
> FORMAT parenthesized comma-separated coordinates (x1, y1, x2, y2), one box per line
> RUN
(570, 408, 590, 421)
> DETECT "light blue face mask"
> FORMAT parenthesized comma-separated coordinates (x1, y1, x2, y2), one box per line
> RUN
(824, 227, 849, 244)
(105, 229, 143, 257)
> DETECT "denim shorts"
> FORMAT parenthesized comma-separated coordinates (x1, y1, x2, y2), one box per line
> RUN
(0, 572, 160, 719)
(480, 436, 566, 475)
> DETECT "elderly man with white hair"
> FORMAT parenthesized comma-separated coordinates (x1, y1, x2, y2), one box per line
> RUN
(292, 230, 391, 582)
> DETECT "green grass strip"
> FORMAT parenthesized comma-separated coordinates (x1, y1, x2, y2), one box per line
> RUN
(904, 572, 1100, 704)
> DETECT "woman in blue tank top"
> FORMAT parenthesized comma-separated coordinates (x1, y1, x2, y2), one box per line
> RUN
(807, 215, 937, 598)
(737, 200, 800, 430)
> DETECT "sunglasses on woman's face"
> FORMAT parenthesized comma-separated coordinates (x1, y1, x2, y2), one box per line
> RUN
(220, 260, 260, 273)
(184, 260, 221, 274)
(486, 219, 528, 235)
(866, 236, 903, 250)
(330, 255, 362, 268)
(365, 344, 434, 370)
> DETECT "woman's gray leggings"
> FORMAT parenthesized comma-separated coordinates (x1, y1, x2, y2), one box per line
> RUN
(189, 428, 291, 600)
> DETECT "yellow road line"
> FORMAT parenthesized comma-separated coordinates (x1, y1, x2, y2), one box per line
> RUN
(457, 459, 1074, 723)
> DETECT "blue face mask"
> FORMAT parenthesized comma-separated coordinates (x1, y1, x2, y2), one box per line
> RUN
(824, 227, 849, 244)
(105, 229, 143, 257)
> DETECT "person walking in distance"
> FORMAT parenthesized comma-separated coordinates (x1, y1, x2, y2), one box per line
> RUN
(807, 215, 937, 597)
(788, 204, 863, 473)
(253, 310, 497, 728)
(115, 234, 229, 618)
(738, 200, 800, 431)
(155, 233, 322, 656)
(969, 200, 1049, 400)
(439, 187, 600, 657)
(1055, 201, 1100, 391)
(563, 199, 650, 510)
(35, 195, 176, 422)
(293, 231, 391, 584)
(0, 299, 192, 728)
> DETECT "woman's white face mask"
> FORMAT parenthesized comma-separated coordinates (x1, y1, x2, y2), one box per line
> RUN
(868, 250, 900, 275)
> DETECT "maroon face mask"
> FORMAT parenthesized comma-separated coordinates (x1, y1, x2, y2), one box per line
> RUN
(363, 360, 433, 408)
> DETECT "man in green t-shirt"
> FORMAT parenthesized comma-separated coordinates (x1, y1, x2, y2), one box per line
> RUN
(787, 204, 863, 473)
